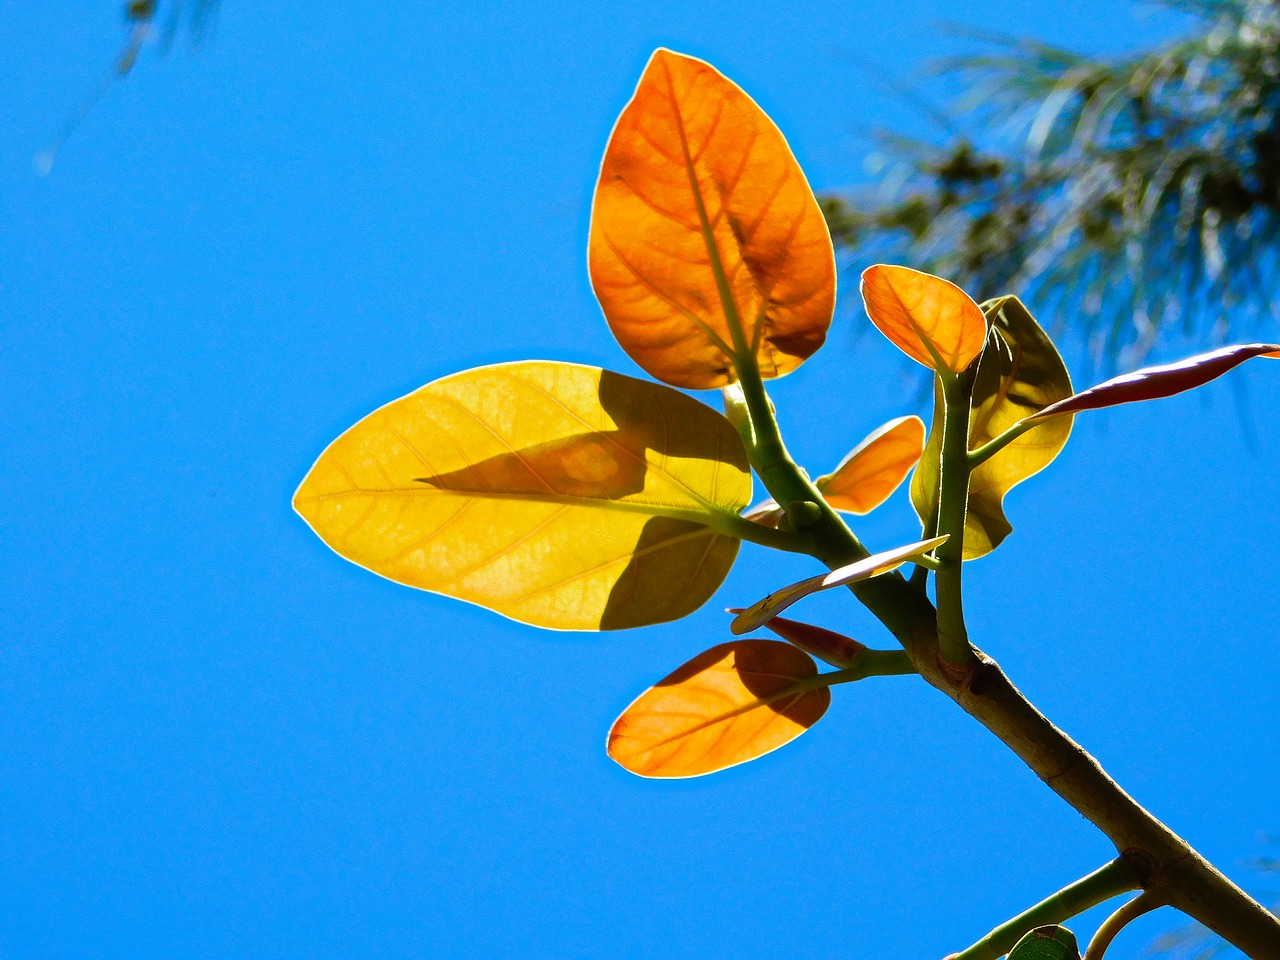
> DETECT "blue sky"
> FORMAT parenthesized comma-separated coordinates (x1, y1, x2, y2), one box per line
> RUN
(2, 3, 1277, 958)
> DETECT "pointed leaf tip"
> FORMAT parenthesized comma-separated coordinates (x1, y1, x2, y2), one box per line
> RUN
(589, 49, 834, 388)
(1028, 342, 1280, 421)
(732, 536, 948, 634)
(860, 265, 987, 373)
(758, 615, 866, 668)
(607, 640, 829, 778)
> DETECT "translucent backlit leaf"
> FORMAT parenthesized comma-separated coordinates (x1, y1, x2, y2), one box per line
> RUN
(912, 297, 1073, 559)
(1007, 925, 1081, 960)
(294, 361, 751, 630)
(860, 264, 987, 372)
(739, 415, 924, 529)
(1028, 342, 1280, 422)
(589, 48, 835, 389)
(731, 536, 948, 634)
(608, 640, 829, 777)
(726, 610, 865, 668)
(817, 415, 925, 515)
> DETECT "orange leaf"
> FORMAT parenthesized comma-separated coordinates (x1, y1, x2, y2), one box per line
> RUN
(860, 265, 987, 372)
(589, 49, 835, 389)
(817, 416, 925, 515)
(608, 640, 829, 778)
(1028, 342, 1280, 421)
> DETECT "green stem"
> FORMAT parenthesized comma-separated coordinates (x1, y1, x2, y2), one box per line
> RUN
(934, 371, 977, 665)
(806, 649, 917, 689)
(714, 512, 813, 554)
(968, 414, 1059, 468)
(1083, 890, 1168, 960)
(951, 858, 1141, 960)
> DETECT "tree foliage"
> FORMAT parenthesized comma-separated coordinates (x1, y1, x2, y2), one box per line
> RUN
(821, 0, 1280, 366)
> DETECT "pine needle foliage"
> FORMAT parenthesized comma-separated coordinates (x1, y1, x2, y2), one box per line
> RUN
(822, 0, 1280, 367)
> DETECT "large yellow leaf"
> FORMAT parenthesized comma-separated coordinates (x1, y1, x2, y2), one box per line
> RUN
(589, 49, 835, 389)
(911, 297, 1073, 559)
(860, 264, 987, 373)
(294, 361, 752, 630)
(608, 640, 829, 778)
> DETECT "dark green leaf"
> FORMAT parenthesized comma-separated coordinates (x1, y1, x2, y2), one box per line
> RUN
(1007, 924, 1081, 960)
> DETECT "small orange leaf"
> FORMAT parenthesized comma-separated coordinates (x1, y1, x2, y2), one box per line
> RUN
(608, 640, 829, 778)
(817, 416, 926, 515)
(589, 49, 835, 389)
(731, 536, 948, 634)
(1028, 342, 1280, 421)
(860, 265, 987, 372)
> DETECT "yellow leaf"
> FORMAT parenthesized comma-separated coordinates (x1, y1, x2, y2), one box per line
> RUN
(731, 536, 948, 634)
(911, 297, 1072, 559)
(608, 640, 829, 778)
(816, 415, 926, 515)
(860, 264, 987, 373)
(589, 49, 835, 389)
(294, 361, 752, 630)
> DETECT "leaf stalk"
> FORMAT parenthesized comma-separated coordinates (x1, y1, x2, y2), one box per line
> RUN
(951, 857, 1141, 960)
(934, 370, 978, 664)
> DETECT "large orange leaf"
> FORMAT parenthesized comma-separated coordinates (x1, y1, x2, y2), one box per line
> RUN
(860, 264, 987, 372)
(589, 49, 835, 389)
(293, 361, 751, 630)
(608, 640, 829, 778)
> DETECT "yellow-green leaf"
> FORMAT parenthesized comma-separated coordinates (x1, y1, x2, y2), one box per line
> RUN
(860, 264, 988, 373)
(911, 297, 1072, 559)
(294, 361, 752, 630)
(607, 640, 829, 778)
(731, 536, 948, 634)
(816, 415, 926, 515)
(589, 48, 835, 389)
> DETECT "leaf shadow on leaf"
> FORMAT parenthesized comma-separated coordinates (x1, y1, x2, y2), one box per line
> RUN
(413, 371, 748, 630)
(647, 641, 827, 729)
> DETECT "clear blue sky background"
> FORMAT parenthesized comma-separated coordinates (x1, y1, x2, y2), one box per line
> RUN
(2, 3, 1277, 958)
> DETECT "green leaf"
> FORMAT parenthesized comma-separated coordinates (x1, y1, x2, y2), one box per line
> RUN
(911, 296, 1072, 559)
(1007, 924, 1081, 960)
